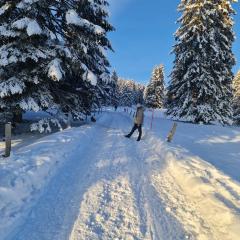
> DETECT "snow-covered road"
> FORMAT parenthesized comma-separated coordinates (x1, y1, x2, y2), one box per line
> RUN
(1, 111, 240, 240)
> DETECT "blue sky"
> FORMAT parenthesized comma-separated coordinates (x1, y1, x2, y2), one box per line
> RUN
(107, 0, 240, 85)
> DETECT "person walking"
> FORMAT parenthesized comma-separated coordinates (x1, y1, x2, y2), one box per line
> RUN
(125, 103, 144, 141)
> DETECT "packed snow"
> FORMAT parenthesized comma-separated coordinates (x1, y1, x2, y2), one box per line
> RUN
(0, 109, 240, 240)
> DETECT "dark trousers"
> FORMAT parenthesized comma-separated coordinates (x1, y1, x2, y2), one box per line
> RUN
(127, 124, 142, 140)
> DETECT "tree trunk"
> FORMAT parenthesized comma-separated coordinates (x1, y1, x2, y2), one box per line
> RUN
(13, 109, 23, 123)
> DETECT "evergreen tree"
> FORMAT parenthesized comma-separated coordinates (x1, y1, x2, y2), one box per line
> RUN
(167, 0, 236, 124)
(233, 70, 240, 123)
(0, 0, 114, 130)
(117, 78, 144, 106)
(144, 64, 165, 109)
(0, 0, 67, 119)
(64, 0, 114, 112)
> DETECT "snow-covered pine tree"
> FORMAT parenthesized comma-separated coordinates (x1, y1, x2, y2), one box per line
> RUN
(0, 0, 68, 122)
(233, 70, 240, 124)
(167, 0, 236, 124)
(135, 83, 145, 105)
(144, 64, 165, 109)
(117, 78, 144, 106)
(64, 0, 114, 112)
(117, 79, 133, 106)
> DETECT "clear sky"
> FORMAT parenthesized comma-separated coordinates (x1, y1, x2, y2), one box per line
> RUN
(107, 0, 240, 85)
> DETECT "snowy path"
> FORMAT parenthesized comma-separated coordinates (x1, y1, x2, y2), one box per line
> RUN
(3, 111, 240, 240)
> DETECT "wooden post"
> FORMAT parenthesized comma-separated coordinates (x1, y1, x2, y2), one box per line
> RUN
(167, 123, 177, 143)
(4, 122, 11, 157)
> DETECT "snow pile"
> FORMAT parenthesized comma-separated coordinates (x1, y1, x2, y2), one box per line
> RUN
(48, 59, 65, 81)
(0, 124, 96, 239)
(66, 9, 105, 35)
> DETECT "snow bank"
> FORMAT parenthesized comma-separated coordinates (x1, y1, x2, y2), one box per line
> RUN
(125, 116, 240, 239)
(0, 123, 97, 239)
(143, 108, 240, 182)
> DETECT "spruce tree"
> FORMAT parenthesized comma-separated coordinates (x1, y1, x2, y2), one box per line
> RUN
(0, 0, 66, 119)
(0, 0, 114, 129)
(233, 70, 240, 124)
(144, 64, 165, 109)
(167, 0, 236, 124)
(64, 0, 114, 112)
(117, 78, 144, 106)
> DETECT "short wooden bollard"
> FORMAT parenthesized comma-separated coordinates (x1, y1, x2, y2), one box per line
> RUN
(167, 123, 177, 143)
(4, 122, 12, 157)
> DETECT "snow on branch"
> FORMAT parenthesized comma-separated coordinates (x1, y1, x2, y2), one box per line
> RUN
(66, 10, 105, 35)
(48, 59, 65, 81)
(20, 97, 40, 112)
(0, 77, 25, 98)
(12, 17, 42, 36)
(83, 70, 97, 86)
(30, 118, 62, 133)
(0, 3, 11, 16)
(0, 25, 19, 37)
(16, 0, 39, 9)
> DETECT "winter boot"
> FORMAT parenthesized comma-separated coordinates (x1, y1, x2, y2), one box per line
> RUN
(125, 134, 131, 138)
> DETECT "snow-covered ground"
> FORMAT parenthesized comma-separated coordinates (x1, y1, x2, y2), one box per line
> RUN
(0, 109, 240, 240)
